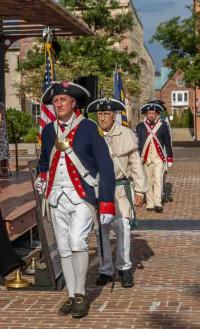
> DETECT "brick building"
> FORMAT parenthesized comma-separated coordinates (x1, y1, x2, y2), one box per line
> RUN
(155, 67, 200, 140)
(194, 0, 200, 140)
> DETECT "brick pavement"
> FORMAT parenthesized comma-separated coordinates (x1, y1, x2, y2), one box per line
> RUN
(136, 147, 200, 220)
(1, 148, 200, 329)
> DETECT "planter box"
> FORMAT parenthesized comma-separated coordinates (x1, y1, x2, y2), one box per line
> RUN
(9, 143, 41, 158)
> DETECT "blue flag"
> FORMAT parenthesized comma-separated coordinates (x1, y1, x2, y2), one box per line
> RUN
(113, 71, 128, 126)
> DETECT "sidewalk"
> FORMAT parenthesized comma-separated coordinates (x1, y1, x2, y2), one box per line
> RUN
(136, 147, 200, 221)
(1, 148, 200, 329)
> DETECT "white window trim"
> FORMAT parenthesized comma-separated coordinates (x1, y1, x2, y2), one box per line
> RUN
(171, 90, 189, 107)
(31, 102, 40, 125)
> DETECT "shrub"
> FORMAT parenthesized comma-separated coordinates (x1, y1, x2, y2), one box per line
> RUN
(6, 108, 35, 143)
(23, 127, 38, 143)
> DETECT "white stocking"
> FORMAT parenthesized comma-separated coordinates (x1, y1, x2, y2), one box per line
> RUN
(61, 256, 75, 298)
(72, 251, 89, 295)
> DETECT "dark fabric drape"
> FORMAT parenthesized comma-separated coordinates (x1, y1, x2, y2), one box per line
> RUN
(0, 209, 25, 276)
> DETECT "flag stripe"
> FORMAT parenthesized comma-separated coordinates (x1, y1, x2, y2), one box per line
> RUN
(41, 104, 56, 121)
(39, 117, 47, 129)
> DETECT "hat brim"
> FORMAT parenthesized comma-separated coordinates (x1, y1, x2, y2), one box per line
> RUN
(87, 98, 126, 113)
(140, 103, 164, 114)
(148, 99, 167, 112)
(42, 82, 90, 108)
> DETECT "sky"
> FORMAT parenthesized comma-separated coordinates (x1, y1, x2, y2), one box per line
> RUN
(133, 0, 192, 71)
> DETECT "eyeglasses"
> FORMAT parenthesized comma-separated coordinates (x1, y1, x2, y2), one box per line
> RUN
(96, 112, 112, 118)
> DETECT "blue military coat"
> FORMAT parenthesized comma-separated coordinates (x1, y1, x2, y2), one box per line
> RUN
(136, 120, 173, 163)
(38, 118, 116, 213)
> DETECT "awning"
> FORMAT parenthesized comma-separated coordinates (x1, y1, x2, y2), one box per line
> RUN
(0, 0, 94, 38)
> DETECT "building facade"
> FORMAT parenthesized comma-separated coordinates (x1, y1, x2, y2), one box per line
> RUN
(155, 68, 200, 140)
(194, 0, 200, 140)
(5, 37, 40, 125)
(5, 1, 155, 128)
(116, 1, 155, 127)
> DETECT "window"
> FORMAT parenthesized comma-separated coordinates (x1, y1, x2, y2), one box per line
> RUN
(31, 103, 40, 125)
(184, 92, 188, 102)
(171, 91, 189, 106)
(176, 79, 185, 87)
(177, 93, 183, 102)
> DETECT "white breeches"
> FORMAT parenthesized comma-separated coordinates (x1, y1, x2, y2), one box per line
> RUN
(50, 193, 94, 257)
(96, 217, 132, 276)
(143, 161, 165, 208)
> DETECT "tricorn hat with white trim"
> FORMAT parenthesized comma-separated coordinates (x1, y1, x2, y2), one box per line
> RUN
(139, 101, 164, 114)
(42, 80, 91, 108)
(87, 98, 126, 113)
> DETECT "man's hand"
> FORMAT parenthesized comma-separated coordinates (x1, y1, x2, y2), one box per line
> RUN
(134, 194, 144, 207)
(34, 176, 47, 195)
(100, 214, 114, 225)
(168, 162, 173, 168)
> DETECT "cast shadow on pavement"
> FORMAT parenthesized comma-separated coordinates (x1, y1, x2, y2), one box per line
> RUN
(185, 284, 200, 301)
(86, 233, 154, 305)
(131, 233, 154, 272)
(163, 182, 173, 203)
(138, 219, 200, 230)
(148, 312, 200, 329)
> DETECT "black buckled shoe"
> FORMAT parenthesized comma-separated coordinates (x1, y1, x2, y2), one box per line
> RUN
(154, 206, 164, 213)
(58, 297, 74, 315)
(71, 294, 88, 318)
(118, 269, 134, 288)
(96, 273, 113, 286)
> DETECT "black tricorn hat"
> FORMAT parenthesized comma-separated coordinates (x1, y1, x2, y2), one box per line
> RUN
(87, 98, 126, 113)
(42, 80, 90, 108)
(148, 99, 167, 111)
(139, 101, 164, 114)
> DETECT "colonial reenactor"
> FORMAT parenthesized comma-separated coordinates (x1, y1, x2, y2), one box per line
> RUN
(34, 81, 115, 318)
(87, 98, 146, 288)
(136, 101, 173, 213)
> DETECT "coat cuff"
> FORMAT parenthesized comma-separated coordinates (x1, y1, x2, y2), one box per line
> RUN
(135, 192, 145, 197)
(167, 157, 173, 163)
(39, 172, 47, 180)
(99, 202, 115, 215)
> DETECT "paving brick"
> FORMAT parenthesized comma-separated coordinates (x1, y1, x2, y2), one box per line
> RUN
(1, 148, 200, 328)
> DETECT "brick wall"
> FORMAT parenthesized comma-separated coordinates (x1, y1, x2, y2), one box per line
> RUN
(195, 89, 200, 140)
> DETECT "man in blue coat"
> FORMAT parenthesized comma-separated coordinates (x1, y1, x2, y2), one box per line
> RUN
(136, 101, 173, 213)
(35, 81, 115, 318)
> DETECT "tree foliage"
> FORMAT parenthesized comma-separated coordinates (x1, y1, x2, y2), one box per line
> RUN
(6, 108, 35, 143)
(17, 1, 140, 102)
(151, 6, 200, 87)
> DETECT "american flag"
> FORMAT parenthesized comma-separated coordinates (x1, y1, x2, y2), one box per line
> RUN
(113, 70, 129, 127)
(39, 42, 56, 142)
